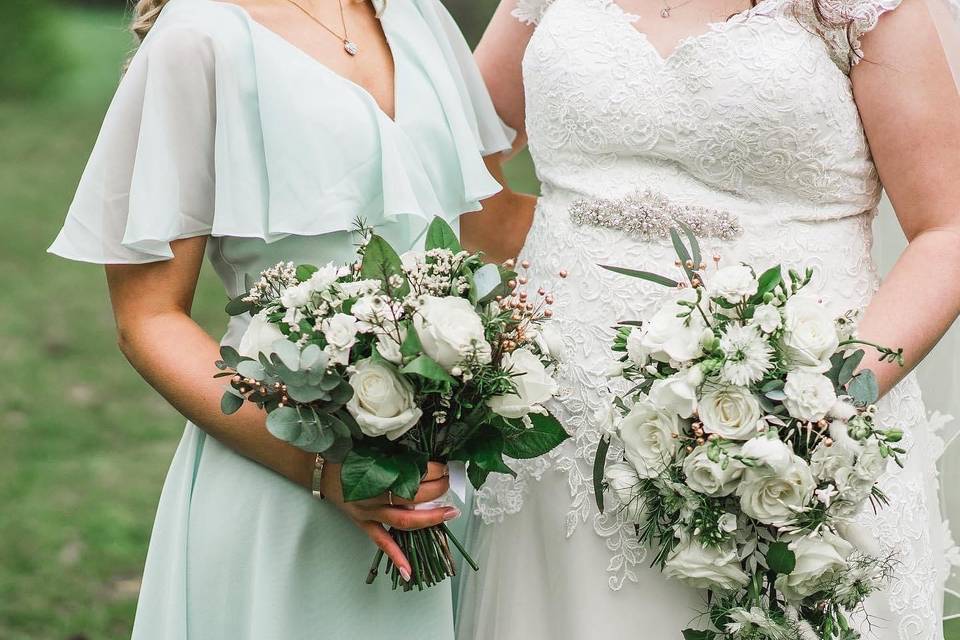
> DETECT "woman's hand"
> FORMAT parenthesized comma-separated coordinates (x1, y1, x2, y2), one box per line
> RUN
(319, 461, 459, 581)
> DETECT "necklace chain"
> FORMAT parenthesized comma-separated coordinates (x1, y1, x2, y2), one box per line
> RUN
(659, 0, 698, 18)
(282, 0, 360, 56)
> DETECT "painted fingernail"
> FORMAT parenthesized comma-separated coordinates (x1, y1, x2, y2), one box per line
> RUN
(400, 567, 411, 582)
(443, 507, 461, 521)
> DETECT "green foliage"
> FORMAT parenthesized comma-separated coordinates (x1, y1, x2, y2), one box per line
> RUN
(767, 541, 797, 575)
(360, 234, 409, 296)
(424, 216, 462, 252)
(593, 434, 611, 513)
(500, 413, 569, 460)
(0, 0, 71, 99)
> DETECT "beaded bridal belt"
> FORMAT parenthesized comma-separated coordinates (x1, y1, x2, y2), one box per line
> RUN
(568, 188, 743, 240)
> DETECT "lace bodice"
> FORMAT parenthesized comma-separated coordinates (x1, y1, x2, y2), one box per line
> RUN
(474, 1, 950, 636)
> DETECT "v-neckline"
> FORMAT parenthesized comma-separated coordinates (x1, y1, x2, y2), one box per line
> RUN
(604, 0, 777, 64)
(210, 0, 400, 122)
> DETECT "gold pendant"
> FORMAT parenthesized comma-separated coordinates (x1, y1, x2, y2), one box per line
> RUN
(344, 40, 359, 56)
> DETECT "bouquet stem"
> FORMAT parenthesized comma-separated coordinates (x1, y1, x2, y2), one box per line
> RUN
(367, 524, 479, 590)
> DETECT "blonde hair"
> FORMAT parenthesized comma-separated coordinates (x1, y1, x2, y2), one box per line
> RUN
(130, 0, 172, 43)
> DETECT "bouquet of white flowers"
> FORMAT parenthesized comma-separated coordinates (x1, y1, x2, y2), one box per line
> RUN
(594, 227, 905, 639)
(217, 218, 568, 591)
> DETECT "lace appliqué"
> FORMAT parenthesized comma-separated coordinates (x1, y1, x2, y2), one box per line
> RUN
(570, 189, 743, 241)
(511, 0, 557, 25)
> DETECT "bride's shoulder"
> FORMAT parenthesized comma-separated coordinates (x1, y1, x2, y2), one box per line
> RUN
(511, 0, 558, 26)
(139, 0, 253, 61)
(785, 0, 909, 71)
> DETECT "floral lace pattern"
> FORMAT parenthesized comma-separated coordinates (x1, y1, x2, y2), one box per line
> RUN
(473, 0, 946, 636)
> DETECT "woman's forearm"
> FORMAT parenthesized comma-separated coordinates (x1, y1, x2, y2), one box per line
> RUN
(117, 309, 315, 488)
(855, 228, 960, 395)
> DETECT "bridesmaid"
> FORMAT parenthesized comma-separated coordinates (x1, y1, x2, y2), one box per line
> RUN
(48, 0, 527, 637)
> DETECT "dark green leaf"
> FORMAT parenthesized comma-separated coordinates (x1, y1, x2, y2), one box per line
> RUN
(467, 463, 490, 490)
(599, 265, 679, 288)
(424, 216, 463, 252)
(750, 265, 782, 303)
(670, 228, 696, 281)
(360, 235, 409, 296)
(401, 355, 456, 384)
(388, 455, 425, 502)
(296, 264, 318, 281)
(400, 323, 423, 358)
(341, 449, 401, 502)
(593, 434, 611, 514)
(767, 541, 797, 575)
(220, 390, 244, 415)
(502, 414, 570, 459)
(838, 349, 865, 386)
(682, 630, 716, 640)
(848, 370, 879, 406)
(225, 294, 255, 317)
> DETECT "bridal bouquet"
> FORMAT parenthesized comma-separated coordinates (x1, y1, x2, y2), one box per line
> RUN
(216, 218, 568, 590)
(594, 227, 905, 639)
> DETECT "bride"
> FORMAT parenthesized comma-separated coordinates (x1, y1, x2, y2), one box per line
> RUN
(456, 0, 960, 638)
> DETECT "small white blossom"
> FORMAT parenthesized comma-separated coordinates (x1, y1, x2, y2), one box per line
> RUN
(719, 324, 774, 386)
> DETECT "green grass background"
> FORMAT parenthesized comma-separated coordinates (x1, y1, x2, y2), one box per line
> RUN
(0, 6, 954, 640)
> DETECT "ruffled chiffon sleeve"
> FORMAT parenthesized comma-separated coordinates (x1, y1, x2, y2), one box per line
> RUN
(511, 0, 557, 25)
(49, 25, 217, 264)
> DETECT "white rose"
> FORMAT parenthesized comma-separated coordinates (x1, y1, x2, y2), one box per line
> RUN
(376, 328, 405, 365)
(699, 385, 763, 440)
(737, 455, 815, 525)
(322, 313, 359, 365)
(533, 323, 566, 363)
(238, 311, 287, 359)
(280, 281, 313, 309)
(413, 296, 491, 371)
(639, 289, 707, 363)
(783, 371, 837, 422)
(683, 445, 744, 497)
(853, 439, 887, 485)
(487, 348, 558, 419)
(664, 539, 751, 591)
(780, 295, 840, 373)
(740, 436, 794, 473)
(708, 265, 758, 304)
(775, 531, 853, 602)
(594, 402, 621, 436)
(619, 397, 682, 478)
(336, 277, 380, 299)
(306, 263, 344, 293)
(605, 462, 646, 522)
(718, 512, 739, 533)
(809, 442, 856, 483)
(351, 295, 402, 333)
(649, 367, 703, 419)
(346, 358, 423, 440)
(626, 326, 649, 367)
(752, 303, 782, 334)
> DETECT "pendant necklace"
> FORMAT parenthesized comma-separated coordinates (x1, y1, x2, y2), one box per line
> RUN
(660, 0, 698, 18)
(284, 0, 360, 56)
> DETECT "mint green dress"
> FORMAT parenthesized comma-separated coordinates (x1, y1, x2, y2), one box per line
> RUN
(48, 0, 511, 637)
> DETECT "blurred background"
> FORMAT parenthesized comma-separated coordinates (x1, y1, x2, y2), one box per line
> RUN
(0, 1, 956, 639)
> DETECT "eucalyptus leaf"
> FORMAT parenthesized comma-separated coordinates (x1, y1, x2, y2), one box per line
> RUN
(300, 344, 327, 371)
(265, 407, 302, 443)
(838, 349, 865, 386)
(219, 345, 243, 369)
(341, 449, 401, 502)
(220, 390, 244, 415)
(848, 370, 879, 406)
(599, 265, 679, 288)
(285, 384, 330, 404)
(271, 339, 302, 372)
(225, 294, 255, 317)
(670, 228, 695, 281)
(424, 216, 463, 252)
(236, 360, 266, 380)
(767, 541, 797, 575)
(764, 389, 786, 402)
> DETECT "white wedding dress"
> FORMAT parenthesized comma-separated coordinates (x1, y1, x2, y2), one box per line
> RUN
(456, 0, 952, 638)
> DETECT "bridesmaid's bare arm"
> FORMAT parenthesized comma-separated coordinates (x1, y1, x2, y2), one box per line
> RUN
(850, 0, 960, 394)
(105, 236, 457, 577)
(461, 155, 536, 263)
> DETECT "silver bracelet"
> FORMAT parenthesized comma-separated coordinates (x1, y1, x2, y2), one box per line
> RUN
(311, 453, 326, 500)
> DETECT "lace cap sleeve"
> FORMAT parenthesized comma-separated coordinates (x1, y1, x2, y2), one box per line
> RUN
(512, 0, 556, 25)
(812, 0, 905, 70)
